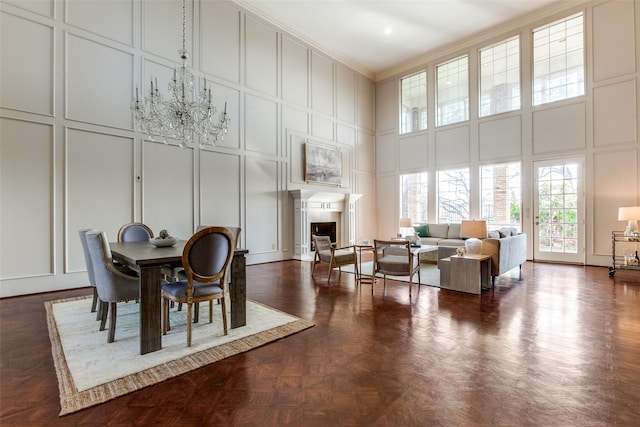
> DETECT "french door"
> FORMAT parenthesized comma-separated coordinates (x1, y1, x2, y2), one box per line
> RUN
(533, 157, 584, 264)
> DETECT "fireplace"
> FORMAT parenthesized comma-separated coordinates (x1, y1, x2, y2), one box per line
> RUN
(310, 222, 337, 251)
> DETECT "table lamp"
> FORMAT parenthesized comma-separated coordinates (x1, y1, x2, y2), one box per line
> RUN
(618, 206, 640, 238)
(460, 219, 487, 255)
(399, 218, 413, 237)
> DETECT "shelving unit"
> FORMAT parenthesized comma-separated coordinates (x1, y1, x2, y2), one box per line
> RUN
(609, 231, 640, 277)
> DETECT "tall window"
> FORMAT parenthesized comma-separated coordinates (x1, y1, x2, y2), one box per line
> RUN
(479, 36, 521, 117)
(400, 71, 427, 134)
(480, 162, 522, 231)
(400, 172, 428, 224)
(436, 55, 469, 126)
(532, 13, 584, 106)
(437, 168, 469, 223)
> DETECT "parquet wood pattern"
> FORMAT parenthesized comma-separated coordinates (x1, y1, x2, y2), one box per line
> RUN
(1, 261, 640, 426)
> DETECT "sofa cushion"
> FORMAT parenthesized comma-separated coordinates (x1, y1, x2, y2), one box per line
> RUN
(438, 238, 465, 247)
(420, 237, 442, 246)
(414, 224, 429, 237)
(447, 223, 461, 239)
(428, 223, 449, 238)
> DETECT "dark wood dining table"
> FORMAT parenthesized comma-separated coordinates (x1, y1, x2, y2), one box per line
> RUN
(109, 240, 249, 355)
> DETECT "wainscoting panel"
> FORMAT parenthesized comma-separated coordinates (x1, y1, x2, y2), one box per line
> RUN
(356, 130, 375, 173)
(593, 79, 637, 147)
(336, 64, 356, 125)
(376, 132, 397, 173)
(311, 52, 334, 116)
(281, 35, 309, 108)
(398, 132, 428, 172)
(532, 102, 586, 154)
(592, 0, 636, 82)
(200, 151, 241, 233)
(478, 115, 522, 161)
(142, 0, 186, 63)
(357, 76, 375, 132)
(66, 0, 133, 46)
(245, 93, 277, 156)
(244, 15, 277, 97)
(200, 0, 241, 85)
(245, 157, 279, 255)
(375, 79, 396, 133)
(435, 126, 470, 166)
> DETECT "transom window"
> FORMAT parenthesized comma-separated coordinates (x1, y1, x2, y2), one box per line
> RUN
(400, 172, 429, 224)
(437, 168, 469, 223)
(532, 13, 584, 106)
(480, 162, 522, 231)
(400, 71, 427, 134)
(479, 36, 521, 117)
(436, 55, 469, 126)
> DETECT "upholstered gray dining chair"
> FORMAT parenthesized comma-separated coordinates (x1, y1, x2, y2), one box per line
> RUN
(373, 239, 421, 295)
(161, 226, 235, 347)
(311, 235, 358, 282)
(86, 230, 140, 343)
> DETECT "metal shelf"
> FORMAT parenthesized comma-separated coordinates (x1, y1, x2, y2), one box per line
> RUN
(610, 231, 640, 277)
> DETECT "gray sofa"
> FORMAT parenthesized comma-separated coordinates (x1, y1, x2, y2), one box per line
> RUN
(413, 223, 466, 247)
(433, 226, 527, 285)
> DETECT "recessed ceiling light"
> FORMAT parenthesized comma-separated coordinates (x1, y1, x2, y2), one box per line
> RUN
(384, 27, 392, 35)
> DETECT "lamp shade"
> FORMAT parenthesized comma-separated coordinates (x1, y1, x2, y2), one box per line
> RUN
(460, 220, 487, 239)
(399, 218, 413, 228)
(618, 206, 640, 220)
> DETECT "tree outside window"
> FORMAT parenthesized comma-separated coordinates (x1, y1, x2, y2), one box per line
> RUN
(437, 168, 469, 223)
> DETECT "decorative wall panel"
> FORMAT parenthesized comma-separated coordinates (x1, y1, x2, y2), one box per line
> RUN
(282, 35, 309, 107)
(66, 0, 133, 46)
(592, 0, 636, 82)
(66, 34, 133, 129)
(311, 52, 334, 116)
(478, 116, 522, 161)
(245, 157, 279, 253)
(357, 130, 375, 173)
(245, 15, 277, 96)
(201, 0, 240, 84)
(593, 79, 637, 146)
(375, 79, 396, 132)
(66, 128, 133, 272)
(376, 132, 396, 173)
(142, 141, 194, 239)
(1, 118, 52, 279)
(0, 12, 53, 115)
(245, 94, 277, 155)
(311, 114, 334, 141)
(3, 0, 53, 17)
(435, 126, 470, 166)
(200, 151, 241, 231)
(398, 133, 428, 171)
(358, 76, 375, 132)
(532, 102, 586, 154)
(337, 124, 356, 146)
(336, 64, 356, 124)
(142, 0, 185, 62)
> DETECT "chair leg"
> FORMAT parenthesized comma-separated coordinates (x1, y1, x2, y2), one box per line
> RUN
(194, 302, 199, 323)
(99, 301, 108, 331)
(220, 297, 228, 335)
(96, 298, 104, 321)
(107, 302, 117, 343)
(208, 300, 213, 323)
(162, 297, 169, 334)
(91, 287, 98, 313)
(187, 303, 193, 347)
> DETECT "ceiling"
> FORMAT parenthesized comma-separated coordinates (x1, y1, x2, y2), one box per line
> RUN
(238, 0, 569, 79)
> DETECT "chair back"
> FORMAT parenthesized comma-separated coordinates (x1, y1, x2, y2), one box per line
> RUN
(182, 227, 234, 289)
(78, 229, 96, 286)
(312, 235, 333, 262)
(86, 230, 139, 303)
(118, 222, 154, 242)
(374, 239, 412, 275)
(197, 225, 241, 248)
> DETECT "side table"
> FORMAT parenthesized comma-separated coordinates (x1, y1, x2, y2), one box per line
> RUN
(447, 254, 491, 295)
(355, 244, 376, 286)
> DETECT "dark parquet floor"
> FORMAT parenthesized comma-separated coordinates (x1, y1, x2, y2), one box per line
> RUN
(2, 260, 640, 426)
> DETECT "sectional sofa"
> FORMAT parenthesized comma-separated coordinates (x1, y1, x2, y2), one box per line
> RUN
(414, 223, 527, 285)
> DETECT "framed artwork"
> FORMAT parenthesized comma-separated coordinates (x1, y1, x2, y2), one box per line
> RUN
(304, 143, 342, 186)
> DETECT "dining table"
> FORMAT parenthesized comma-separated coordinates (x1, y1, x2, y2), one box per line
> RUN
(109, 239, 249, 355)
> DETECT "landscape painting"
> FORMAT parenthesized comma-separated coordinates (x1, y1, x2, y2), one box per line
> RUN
(304, 143, 342, 186)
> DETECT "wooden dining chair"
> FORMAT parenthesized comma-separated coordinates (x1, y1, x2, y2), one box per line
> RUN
(85, 230, 140, 343)
(311, 235, 358, 282)
(78, 229, 100, 318)
(117, 222, 154, 242)
(161, 226, 235, 347)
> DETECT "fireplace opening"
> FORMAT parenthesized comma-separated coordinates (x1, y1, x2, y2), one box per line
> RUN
(310, 221, 337, 251)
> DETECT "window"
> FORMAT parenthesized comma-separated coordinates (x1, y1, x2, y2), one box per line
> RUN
(400, 172, 428, 224)
(437, 168, 469, 223)
(436, 55, 469, 126)
(400, 71, 427, 134)
(480, 162, 522, 231)
(532, 13, 584, 106)
(479, 36, 521, 117)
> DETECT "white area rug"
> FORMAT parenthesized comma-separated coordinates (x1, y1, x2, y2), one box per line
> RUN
(46, 296, 314, 415)
(343, 261, 441, 287)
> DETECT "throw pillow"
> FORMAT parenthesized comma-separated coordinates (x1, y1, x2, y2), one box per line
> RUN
(414, 224, 429, 237)
(487, 230, 500, 239)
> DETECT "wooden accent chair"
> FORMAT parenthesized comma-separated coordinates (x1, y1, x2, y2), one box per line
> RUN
(117, 222, 154, 242)
(161, 226, 235, 347)
(373, 239, 421, 295)
(311, 235, 358, 282)
(85, 230, 140, 343)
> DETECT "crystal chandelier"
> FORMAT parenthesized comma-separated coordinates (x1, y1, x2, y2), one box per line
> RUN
(131, 0, 229, 148)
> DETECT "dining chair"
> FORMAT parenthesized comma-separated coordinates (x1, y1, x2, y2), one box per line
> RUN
(161, 226, 235, 347)
(373, 239, 421, 296)
(85, 230, 140, 343)
(117, 222, 154, 242)
(311, 235, 358, 282)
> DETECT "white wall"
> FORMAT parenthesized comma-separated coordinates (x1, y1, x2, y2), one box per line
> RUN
(0, 0, 376, 297)
(375, 0, 640, 267)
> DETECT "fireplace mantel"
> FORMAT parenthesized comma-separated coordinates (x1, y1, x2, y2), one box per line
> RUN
(289, 190, 362, 261)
